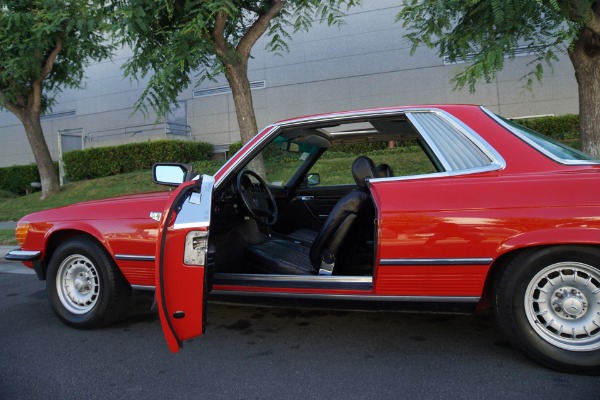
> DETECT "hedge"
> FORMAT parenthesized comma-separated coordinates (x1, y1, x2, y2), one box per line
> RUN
(0, 162, 59, 195)
(514, 114, 579, 140)
(64, 140, 213, 181)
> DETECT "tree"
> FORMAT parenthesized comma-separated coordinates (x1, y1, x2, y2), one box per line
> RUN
(0, 0, 113, 199)
(114, 0, 359, 174)
(397, 1, 600, 157)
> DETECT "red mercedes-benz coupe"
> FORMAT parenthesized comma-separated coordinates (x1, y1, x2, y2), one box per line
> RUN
(7, 105, 600, 374)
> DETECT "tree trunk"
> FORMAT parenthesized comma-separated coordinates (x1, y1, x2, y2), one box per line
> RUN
(569, 27, 600, 158)
(21, 113, 60, 199)
(224, 60, 266, 177)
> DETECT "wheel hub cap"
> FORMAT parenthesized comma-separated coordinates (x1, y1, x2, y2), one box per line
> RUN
(525, 261, 600, 351)
(56, 254, 100, 315)
(553, 286, 587, 319)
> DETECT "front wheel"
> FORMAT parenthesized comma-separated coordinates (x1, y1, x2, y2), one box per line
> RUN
(494, 246, 600, 374)
(46, 237, 131, 329)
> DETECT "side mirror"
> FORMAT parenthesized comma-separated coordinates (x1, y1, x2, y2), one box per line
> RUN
(153, 163, 193, 187)
(305, 172, 320, 187)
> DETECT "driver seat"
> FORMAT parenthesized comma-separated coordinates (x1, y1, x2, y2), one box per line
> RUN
(246, 156, 376, 275)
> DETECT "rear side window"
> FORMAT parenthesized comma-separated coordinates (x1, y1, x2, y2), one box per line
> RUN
(406, 111, 497, 171)
(500, 117, 598, 163)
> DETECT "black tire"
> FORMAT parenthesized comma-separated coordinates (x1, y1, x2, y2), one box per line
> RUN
(494, 245, 600, 374)
(46, 236, 131, 329)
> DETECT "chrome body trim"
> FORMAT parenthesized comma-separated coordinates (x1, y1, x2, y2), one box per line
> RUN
(380, 258, 493, 266)
(173, 174, 214, 229)
(481, 106, 600, 165)
(5, 249, 41, 261)
(214, 273, 372, 290)
(211, 289, 480, 303)
(115, 254, 155, 262)
(131, 285, 156, 291)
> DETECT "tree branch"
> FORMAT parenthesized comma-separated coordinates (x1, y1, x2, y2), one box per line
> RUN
(237, 0, 285, 59)
(30, 31, 65, 114)
(0, 88, 24, 121)
(211, 10, 230, 60)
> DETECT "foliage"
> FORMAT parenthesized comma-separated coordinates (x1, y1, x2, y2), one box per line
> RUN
(397, 1, 591, 92)
(0, 0, 113, 112)
(0, 162, 59, 195)
(0, 190, 17, 199)
(229, 141, 244, 156)
(0, 0, 115, 198)
(112, 0, 360, 119)
(64, 140, 214, 181)
(516, 114, 580, 140)
(191, 160, 226, 176)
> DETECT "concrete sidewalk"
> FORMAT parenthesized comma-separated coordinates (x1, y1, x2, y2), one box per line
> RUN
(0, 221, 16, 230)
(1, 245, 16, 258)
(0, 245, 35, 274)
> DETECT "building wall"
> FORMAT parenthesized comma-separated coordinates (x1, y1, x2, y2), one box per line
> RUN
(0, 1, 578, 168)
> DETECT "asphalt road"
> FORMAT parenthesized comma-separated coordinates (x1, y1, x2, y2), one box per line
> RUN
(1, 260, 599, 399)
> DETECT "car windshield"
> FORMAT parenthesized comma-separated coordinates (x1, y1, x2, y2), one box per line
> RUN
(249, 136, 320, 186)
(500, 117, 599, 163)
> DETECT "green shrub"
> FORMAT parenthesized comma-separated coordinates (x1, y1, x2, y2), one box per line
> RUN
(229, 141, 243, 156)
(0, 189, 17, 199)
(514, 114, 579, 140)
(191, 160, 226, 176)
(0, 162, 59, 195)
(64, 140, 213, 181)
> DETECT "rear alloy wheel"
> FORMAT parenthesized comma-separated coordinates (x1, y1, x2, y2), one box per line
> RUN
(495, 246, 600, 374)
(47, 237, 131, 329)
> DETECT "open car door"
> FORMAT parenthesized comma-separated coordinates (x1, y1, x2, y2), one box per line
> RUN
(155, 175, 214, 352)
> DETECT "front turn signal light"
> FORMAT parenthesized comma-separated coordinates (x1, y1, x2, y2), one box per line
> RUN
(15, 222, 30, 247)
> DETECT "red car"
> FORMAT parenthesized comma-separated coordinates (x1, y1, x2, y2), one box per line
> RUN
(7, 105, 600, 374)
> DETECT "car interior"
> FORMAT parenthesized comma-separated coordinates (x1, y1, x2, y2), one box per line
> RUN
(207, 115, 440, 278)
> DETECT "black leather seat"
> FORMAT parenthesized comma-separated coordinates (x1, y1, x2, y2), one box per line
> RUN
(376, 163, 394, 177)
(246, 156, 376, 275)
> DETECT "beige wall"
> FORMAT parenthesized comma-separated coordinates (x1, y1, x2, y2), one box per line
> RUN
(0, 1, 578, 167)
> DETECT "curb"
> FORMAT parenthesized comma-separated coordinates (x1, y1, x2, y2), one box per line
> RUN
(0, 245, 17, 259)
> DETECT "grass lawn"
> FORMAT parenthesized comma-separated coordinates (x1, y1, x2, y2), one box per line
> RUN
(0, 229, 16, 245)
(0, 148, 435, 222)
(0, 170, 167, 221)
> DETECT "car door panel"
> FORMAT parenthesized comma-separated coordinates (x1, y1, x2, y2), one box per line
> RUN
(155, 176, 214, 352)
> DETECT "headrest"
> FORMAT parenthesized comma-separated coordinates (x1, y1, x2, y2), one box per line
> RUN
(375, 163, 394, 178)
(352, 156, 375, 188)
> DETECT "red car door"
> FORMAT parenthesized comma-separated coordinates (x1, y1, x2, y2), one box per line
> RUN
(155, 175, 214, 352)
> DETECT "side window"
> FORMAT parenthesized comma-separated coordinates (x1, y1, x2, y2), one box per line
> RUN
(406, 111, 495, 171)
(308, 141, 438, 186)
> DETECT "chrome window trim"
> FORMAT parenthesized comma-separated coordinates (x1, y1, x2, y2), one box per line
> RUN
(380, 258, 493, 266)
(213, 125, 278, 190)
(215, 107, 506, 189)
(211, 289, 480, 303)
(481, 106, 600, 165)
(115, 254, 155, 262)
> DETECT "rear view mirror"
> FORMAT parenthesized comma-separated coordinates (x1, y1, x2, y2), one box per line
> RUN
(153, 163, 193, 187)
(306, 172, 320, 187)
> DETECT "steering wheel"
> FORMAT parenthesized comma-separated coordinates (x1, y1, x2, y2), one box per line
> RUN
(236, 170, 278, 226)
